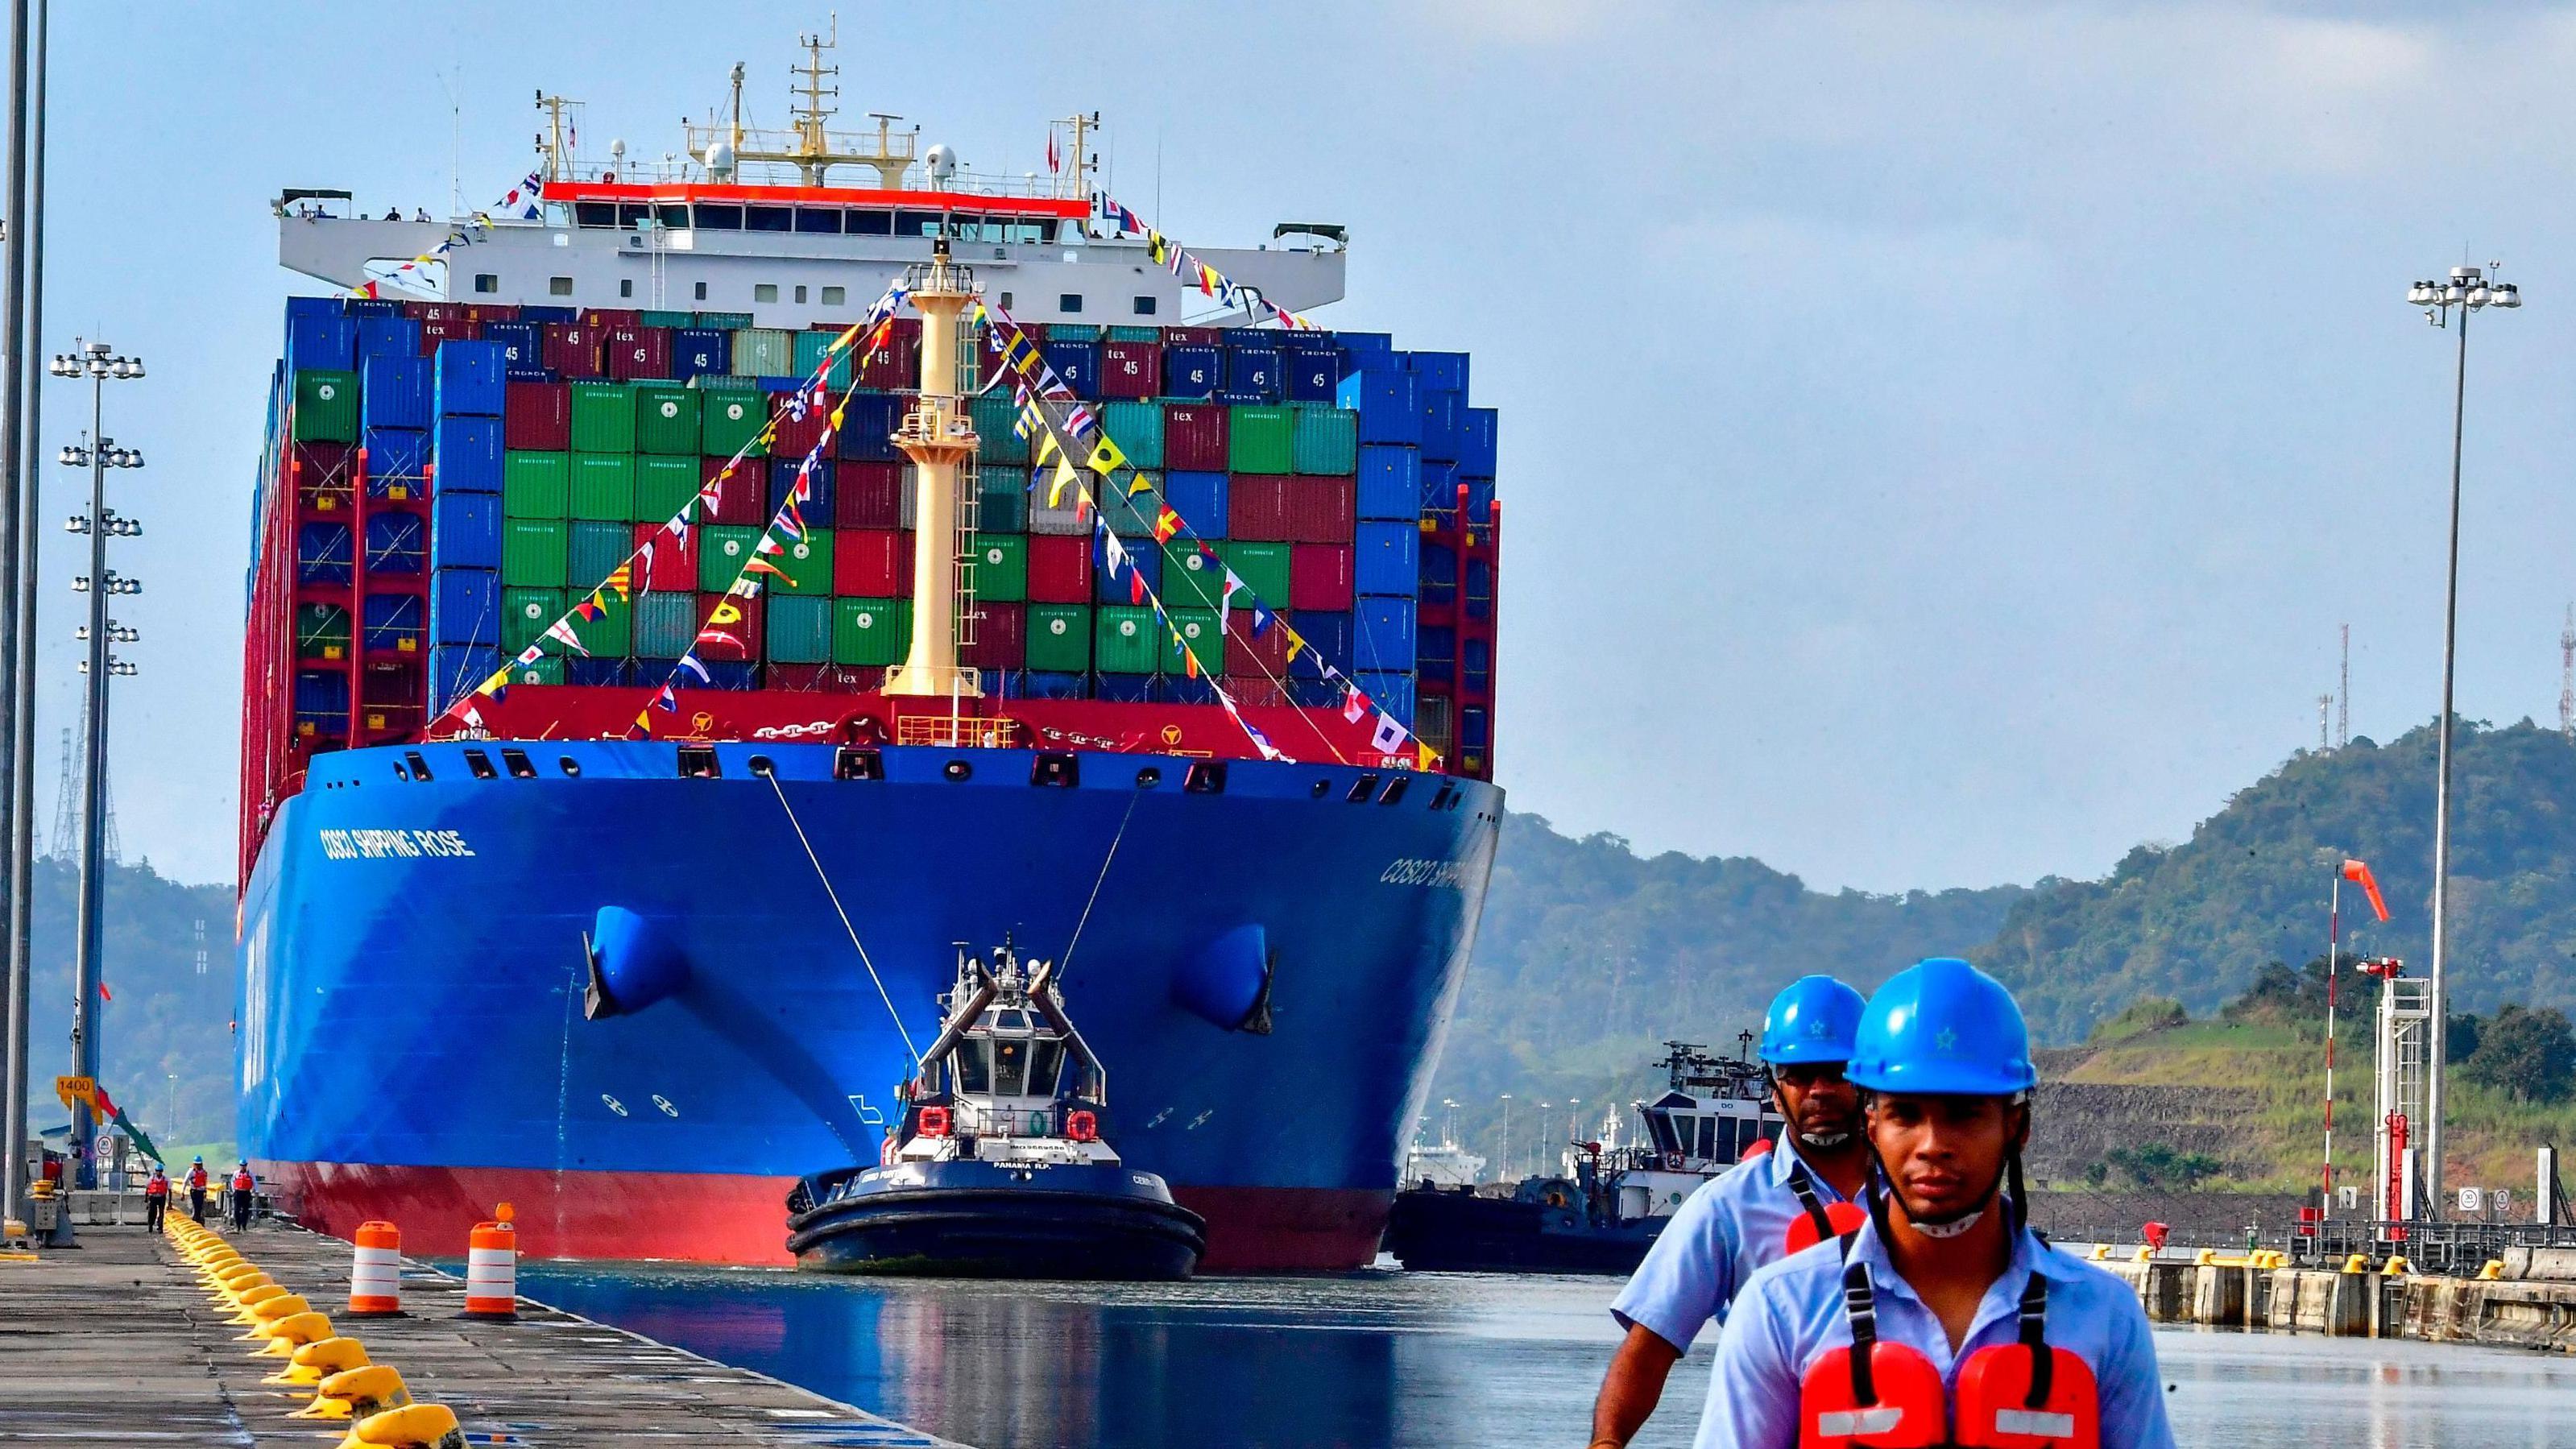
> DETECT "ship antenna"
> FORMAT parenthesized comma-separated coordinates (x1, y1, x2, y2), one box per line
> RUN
(791, 16, 841, 186)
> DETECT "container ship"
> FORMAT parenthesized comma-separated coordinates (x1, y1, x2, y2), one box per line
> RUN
(234, 43, 1505, 1271)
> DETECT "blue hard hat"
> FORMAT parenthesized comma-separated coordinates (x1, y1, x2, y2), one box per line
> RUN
(1846, 958, 2038, 1096)
(1759, 975, 1866, 1065)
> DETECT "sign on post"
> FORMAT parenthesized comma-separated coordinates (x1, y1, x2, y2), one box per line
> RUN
(2458, 1186, 2485, 1214)
(52, 1075, 94, 1111)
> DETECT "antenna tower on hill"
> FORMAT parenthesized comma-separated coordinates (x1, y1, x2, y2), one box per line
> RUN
(46, 727, 72, 858)
(2338, 623, 2350, 747)
(2317, 695, 2333, 752)
(2560, 604, 2574, 742)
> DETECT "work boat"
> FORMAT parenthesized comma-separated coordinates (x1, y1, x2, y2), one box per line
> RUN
(785, 940, 1207, 1278)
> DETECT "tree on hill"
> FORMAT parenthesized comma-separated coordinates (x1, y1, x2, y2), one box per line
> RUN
(2457, 1003, 2576, 1104)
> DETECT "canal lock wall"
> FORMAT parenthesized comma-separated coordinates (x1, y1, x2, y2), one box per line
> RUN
(2087, 1246, 2576, 1352)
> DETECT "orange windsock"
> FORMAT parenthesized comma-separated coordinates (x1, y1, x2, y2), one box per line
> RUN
(2343, 859, 2391, 922)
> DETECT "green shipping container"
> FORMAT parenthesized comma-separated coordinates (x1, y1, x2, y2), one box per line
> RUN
(502, 587, 565, 653)
(634, 591, 698, 656)
(565, 590, 633, 656)
(1100, 400, 1165, 470)
(699, 526, 761, 593)
(503, 450, 571, 519)
(1159, 607, 1226, 677)
(501, 520, 569, 588)
(1228, 405, 1294, 474)
(1095, 605, 1158, 674)
(978, 472, 1029, 533)
(293, 370, 359, 443)
(1161, 540, 1228, 609)
(568, 520, 632, 585)
(569, 453, 636, 521)
(834, 597, 911, 667)
(700, 391, 770, 458)
(792, 329, 853, 390)
(695, 311, 756, 330)
(1027, 604, 1093, 673)
(970, 393, 1028, 466)
(295, 602, 350, 660)
(968, 533, 1026, 603)
(634, 385, 702, 456)
(773, 528, 835, 594)
(1290, 406, 1360, 475)
(569, 381, 636, 453)
(640, 309, 696, 329)
(634, 455, 701, 523)
(731, 328, 792, 378)
(511, 655, 567, 686)
(768, 594, 833, 664)
(1217, 539, 1290, 608)
(1104, 325, 1161, 343)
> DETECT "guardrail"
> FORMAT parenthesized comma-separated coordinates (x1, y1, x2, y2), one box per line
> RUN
(2286, 1217, 2576, 1276)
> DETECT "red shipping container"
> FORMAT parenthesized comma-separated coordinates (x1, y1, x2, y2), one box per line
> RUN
(1025, 533, 1094, 603)
(542, 323, 603, 379)
(698, 456, 769, 526)
(1222, 675, 1286, 710)
(1163, 404, 1229, 472)
(960, 602, 1025, 670)
(858, 333, 921, 390)
(835, 461, 904, 530)
(768, 662, 877, 692)
(1228, 474, 1296, 542)
(417, 316, 481, 352)
(292, 441, 356, 513)
(1100, 342, 1162, 399)
(772, 391, 831, 457)
(1166, 326, 1221, 347)
(633, 524, 698, 592)
(1289, 475, 1356, 544)
(1226, 609, 1295, 675)
(607, 326, 673, 381)
(694, 591, 762, 662)
(503, 381, 571, 450)
(1290, 544, 1354, 611)
(834, 528, 913, 595)
(583, 308, 643, 330)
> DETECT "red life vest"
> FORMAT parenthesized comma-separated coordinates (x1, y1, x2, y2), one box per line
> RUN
(232, 1170, 255, 1192)
(145, 1174, 168, 1199)
(1784, 1160, 1871, 1256)
(186, 1166, 207, 1189)
(1797, 1258, 2100, 1449)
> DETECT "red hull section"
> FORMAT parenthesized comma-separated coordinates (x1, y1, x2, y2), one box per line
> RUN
(268, 1160, 1389, 1273)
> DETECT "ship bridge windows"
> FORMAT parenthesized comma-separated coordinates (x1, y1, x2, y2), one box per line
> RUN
(1645, 1110, 1680, 1156)
(992, 1037, 1028, 1097)
(573, 201, 618, 229)
(848, 209, 892, 237)
(795, 207, 844, 234)
(656, 205, 689, 230)
(897, 210, 944, 238)
(1696, 1116, 1717, 1161)
(955, 1040, 992, 1095)
(616, 203, 654, 229)
(1029, 1039, 1065, 1099)
(693, 203, 743, 231)
(747, 205, 794, 233)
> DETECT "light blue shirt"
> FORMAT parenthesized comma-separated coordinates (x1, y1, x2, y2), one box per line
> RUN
(1609, 1143, 1851, 1352)
(1694, 1217, 2176, 1449)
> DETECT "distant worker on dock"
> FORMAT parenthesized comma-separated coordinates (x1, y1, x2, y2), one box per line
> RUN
(228, 1161, 256, 1231)
(1588, 975, 1870, 1449)
(184, 1157, 209, 1223)
(143, 1162, 169, 1233)
(1693, 958, 2175, 1449)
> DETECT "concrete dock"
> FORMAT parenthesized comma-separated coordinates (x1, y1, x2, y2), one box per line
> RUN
(0, 1220, 957, 1446)
(2081, 1244, 2576, 1352)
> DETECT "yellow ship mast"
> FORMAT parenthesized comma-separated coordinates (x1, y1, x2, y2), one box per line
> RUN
(693, 18, 917, 189)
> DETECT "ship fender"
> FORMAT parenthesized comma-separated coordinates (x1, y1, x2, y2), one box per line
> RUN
(583, 906, 692, 1021)
(1174, 924, 1275, 1035)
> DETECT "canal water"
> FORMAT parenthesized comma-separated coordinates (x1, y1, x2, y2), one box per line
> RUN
(520, 1263, 2576, 1447)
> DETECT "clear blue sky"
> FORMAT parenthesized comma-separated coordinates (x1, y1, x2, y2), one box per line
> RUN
(43, 1, 2576, 892)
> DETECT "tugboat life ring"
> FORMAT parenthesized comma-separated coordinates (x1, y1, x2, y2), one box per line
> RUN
(918, 1106, 951, 1138)
(1066, 1111, 1099, 1142)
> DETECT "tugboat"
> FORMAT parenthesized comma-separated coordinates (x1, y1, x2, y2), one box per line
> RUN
(784, 940, 1207, 1278)
(1382, 1041, 1780, 1274)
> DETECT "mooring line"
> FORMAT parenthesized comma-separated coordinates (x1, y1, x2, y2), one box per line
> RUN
(764, 769, 922, 1070)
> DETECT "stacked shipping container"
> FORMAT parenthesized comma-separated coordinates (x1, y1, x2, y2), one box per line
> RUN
(255, 298, 1501, 780)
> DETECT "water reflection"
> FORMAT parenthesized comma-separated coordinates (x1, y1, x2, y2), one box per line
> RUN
(522, 1265, 2576, 1449)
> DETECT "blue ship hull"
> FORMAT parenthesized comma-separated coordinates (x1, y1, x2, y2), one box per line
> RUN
(238, 739, 1500, 1269)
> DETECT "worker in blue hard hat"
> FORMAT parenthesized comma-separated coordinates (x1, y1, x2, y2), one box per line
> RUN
(1693, 958, 2175, 1449)
(1588, 975, 1873, 1449)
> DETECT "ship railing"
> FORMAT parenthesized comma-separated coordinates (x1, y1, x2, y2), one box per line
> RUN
(894, 715, 1021, 749)
(569, 148, 1083, 202)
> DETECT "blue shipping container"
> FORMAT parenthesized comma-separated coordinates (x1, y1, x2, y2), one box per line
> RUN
(1227, 348, 1282, 400)
(433, 340, 508, 417)
(284, 296, 342, 326)
(1162, 471, 1229, 536)
(1041, 340, 1100, 397)
(296, 522, 353, 585)
(1356, 670, 1417, 727)
(1338, 332, 1395, 361)
(1421, 459, 1460, 515)
(1094, 532, 1162, 604)
(354, 315, 420, 362)
(1286, 348, 1343, 404)
(1353, 597, 1417, 674)
(365, 512, 426, 574)
(293, 670, 350, 726)
(1338, 367, 1422, 446)
(481, 321, 543, 371)
(342, 298, 403, 317)
(772, 455, 835, 514)
(361, 355, 431, 430)
(1459, 407, 1498, 478)
(1356, 445, 1422, 522)
(566, 657, 633, 687)
(430, 568, 500, 647)
(362, 426, 429, 485)
(1405, 351, 1470, 393)
(1287, 676, 1342, 710)
(362, 592, 425, 652)
(431, 491, 501, 569)
(1163, 346, 1221, 398)
(1024, 670, 1087, 701)
(673, 329, 731, 381)
(428, 645, 499, 710)
(1354, 520, 1420, 597)
(837, 393, 904, 462)
(1299, 609, 1354, 665)
(433, 415, 503, 494)
(1093, 673, 1157, 703)
(288, 314, 358, 374)
(1418, 387, 1464, 465)
(1417, 623, 1457, 684)
(516, 304, 578, 324)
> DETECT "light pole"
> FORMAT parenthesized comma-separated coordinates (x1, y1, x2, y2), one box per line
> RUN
(1497, 1093, 1511, 1185)
(52, 338, 141, 1191)
(1538, 1102, 1552, 1177)
(2404, 265, 2519, 1219)
(1568, 1097, 1582, 1148)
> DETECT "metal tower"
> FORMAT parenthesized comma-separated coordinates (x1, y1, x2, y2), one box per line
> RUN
(2367, 957, 2430, 1224)
(2560, 604, 2573, 743)
(2338, 623, 2350, 747)
(43, 726, 70, 858)
(2317, 695, 2332, 751)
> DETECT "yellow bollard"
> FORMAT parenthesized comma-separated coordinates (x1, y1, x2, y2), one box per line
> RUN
(2381, 1256, 2411, 1277)
(2193, 1248, 2218, 1266)
(291, 1364, 412, 1422)
(338, 1401, 466, 1449)
(2341, 1253, 2372, 1274)
(2131, 1244, 2156, 1262)
(256, 1310, 338, 1357)
(2087, 1244, 2110, 1261)
(236, 1294, 313, 1339)
(265, 1335, 370, 1387)
(226, 1285, 291, 1323)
